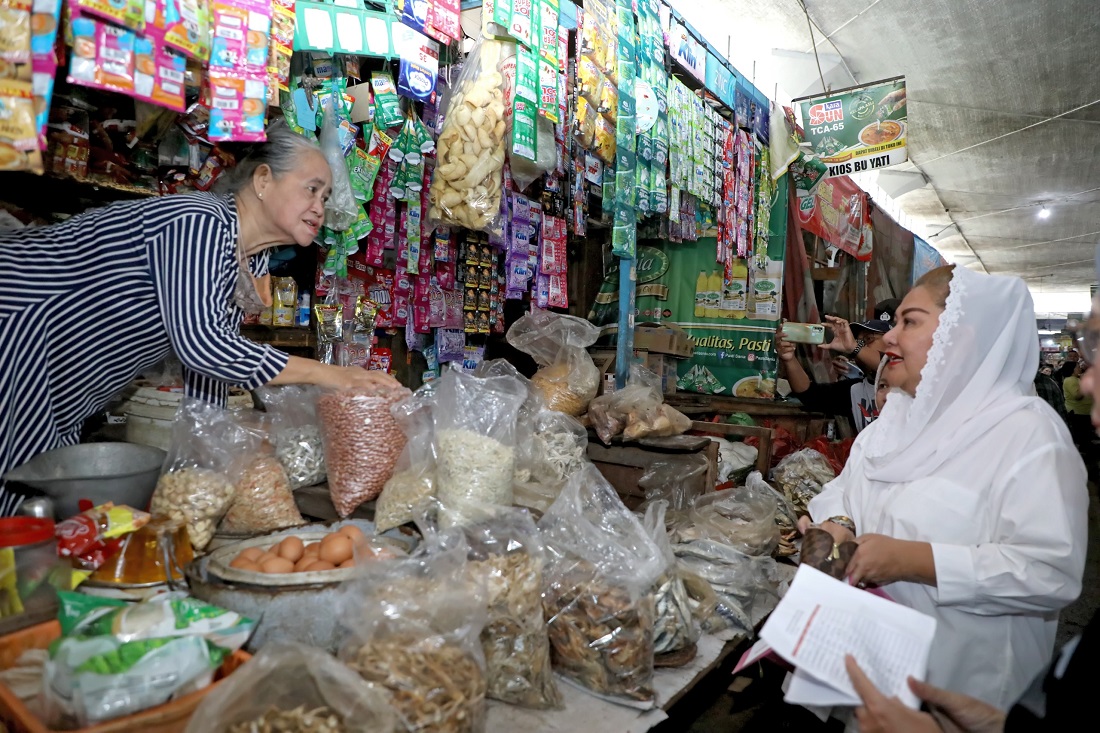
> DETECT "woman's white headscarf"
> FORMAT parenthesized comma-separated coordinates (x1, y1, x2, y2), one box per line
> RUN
(857, 265, 1057, 483)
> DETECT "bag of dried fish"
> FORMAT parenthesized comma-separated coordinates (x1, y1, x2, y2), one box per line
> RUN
(746, 471, 800, 557)
(185, 642, 396, 733)
(773, 448, 838, 514)
(642, 501, 699, 656)
(505, 310, 601, 416)
(538, 465, 665, 705)
(337, 535, 488, 733)
(673, 538, 781, 635)
(257, 385, 327, 490)
(433, 369, 527, 524)
(375, 384, 439, 533)
(454, 504, 560, 709)
(668, 485, 780, 557)
(513, 409, 590, 513)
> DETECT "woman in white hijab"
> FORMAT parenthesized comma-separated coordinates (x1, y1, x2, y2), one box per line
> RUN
(805, 264, 1088, 711)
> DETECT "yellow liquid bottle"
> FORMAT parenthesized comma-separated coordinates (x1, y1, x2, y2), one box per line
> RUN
(694, 270, 708, 317)
(705, 270, 722, 318)
(730, 259, 748, 320)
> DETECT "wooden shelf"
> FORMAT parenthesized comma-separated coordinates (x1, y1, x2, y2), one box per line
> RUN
(241, 324, 316, 349)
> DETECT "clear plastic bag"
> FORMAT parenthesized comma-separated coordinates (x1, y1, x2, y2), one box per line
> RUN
(588, 365, 690, 444)
(513, 409, 590, 514)
(773, 448, 838, 514)
(337, 536, 488, 733)
(220, 450, 305, 535)
(185, 642, 396, 733)
(668, 485, 780, 557)
(637, 456, 708, 512)
(433, 369, 527, 523)
(375, 384, 439, 533)
(538, 464, 665, 704)
(321, 95, 359, 231)
(151, 399, 241, 550)
(428, 35, 508, 233)
(258, 385, 327, 490)
(430, 503, 560, 709)
(672, 539, 781, 635)
(318, 383, 412, 517)
(643, 501, 699, 656)
(505, 310, 602, 416)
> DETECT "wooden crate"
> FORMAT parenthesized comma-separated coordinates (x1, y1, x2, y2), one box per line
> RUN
(0, 621, 250, 733)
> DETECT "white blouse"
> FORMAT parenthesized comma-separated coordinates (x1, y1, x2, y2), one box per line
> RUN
(809, 404, 1088, 710)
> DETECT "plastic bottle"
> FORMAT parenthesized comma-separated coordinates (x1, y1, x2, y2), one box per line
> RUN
(705, 270, 722, 318)
(728, 259, 748, 320)
(694, 270, 708, 317)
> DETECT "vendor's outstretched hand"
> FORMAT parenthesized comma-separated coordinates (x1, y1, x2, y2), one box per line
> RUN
(329, 366, 403, 393)
(822, 315, 858, 354)
(846, 656, 1005, 733)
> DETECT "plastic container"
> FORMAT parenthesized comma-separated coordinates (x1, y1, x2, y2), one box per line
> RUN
(0, 519, 59, 636)
(0, 621, 250, 733)
(89, 516, 193, 586)
(114, 382, 253, 451)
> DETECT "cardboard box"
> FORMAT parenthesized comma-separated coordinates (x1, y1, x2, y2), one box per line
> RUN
(597, 323, 695, 358)
(591, 348, 680, 396)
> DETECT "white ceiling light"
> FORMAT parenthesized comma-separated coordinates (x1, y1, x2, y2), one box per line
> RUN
(1031, 291, 1091, 313)
(1038, 206, 1051, 219)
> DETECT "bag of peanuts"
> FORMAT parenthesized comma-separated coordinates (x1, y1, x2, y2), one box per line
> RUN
(218, 410, 306, 535)
(505, 309, 602, 417)
(427, 34, 508, 233)
(318, 383, 412, 518)
(257, 385, 327, 490)
(374, 383, 439, 534)
(150, 399, 243, 551)
(432, 369, 527, 526)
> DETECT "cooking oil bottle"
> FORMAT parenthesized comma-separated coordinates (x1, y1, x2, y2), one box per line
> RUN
(726, 258, 748, 319)
(705, 270, 722, 318)
(694, 270, 708, 317)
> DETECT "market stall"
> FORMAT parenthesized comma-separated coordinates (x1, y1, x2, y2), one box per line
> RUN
(0, 1, 847, 731)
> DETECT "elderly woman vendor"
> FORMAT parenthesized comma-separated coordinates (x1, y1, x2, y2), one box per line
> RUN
(800, 265, 1088, 714)
(0, 124, 395, 515)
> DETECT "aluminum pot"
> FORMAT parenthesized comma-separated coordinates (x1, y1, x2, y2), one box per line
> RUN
(4, 442, 165, 518)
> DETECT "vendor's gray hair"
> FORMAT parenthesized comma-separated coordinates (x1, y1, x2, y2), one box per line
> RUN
(215, 122, 322, 195)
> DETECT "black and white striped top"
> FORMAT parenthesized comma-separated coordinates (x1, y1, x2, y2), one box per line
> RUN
(0, 192, 290, 515)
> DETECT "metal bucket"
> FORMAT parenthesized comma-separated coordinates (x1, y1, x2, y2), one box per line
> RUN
(4, 443, 165, 518)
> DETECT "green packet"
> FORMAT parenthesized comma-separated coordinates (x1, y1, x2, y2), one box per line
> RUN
(371, 71, 404, 129)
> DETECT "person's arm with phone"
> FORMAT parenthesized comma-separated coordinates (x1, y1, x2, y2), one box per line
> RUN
(777, 326, 856, 419)
(822, 316, 885, 372)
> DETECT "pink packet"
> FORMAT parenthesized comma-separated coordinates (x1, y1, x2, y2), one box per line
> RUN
(535, 273, 550, 309)
(413, 275, 431, 334)
(548, 273, 568, 309)
(392, 293, 409, 327)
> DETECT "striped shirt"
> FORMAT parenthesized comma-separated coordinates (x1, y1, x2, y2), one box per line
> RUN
(0, 192, 289, 515)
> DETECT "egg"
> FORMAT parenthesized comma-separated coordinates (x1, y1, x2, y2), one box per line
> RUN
(319, 534, 353, 565)
(338, 559, 356, 569)
(258, 551, 279, 565)
(293, 557, 315, 572)
(303, 542, 322, 557)
(337, 525, 366, 545)
(260, 557, 295, 574)
(277, 536, 305, 563)
(229, 556, 260, 571)
(239, 547, 265, 563)
(302, 560, 336, 572)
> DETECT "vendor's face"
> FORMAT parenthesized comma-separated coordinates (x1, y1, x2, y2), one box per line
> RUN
(881, 286, 943, 397)
(257, 150, 332, 246)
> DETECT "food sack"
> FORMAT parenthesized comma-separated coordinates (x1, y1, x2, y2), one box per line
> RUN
(643, 501, 700, 656)
(185, 642, 397, 733)
(258, 385, 327, 490)
(588, 367, 691, 444)
(318, 382, 412, 517)
(505, 309, 601, 416)
(428, 35, 508, 233)
(337, 535, 488, 733)
(375, 383, 439, 533)
(668, 485, 780, 557)
(151, 398, 242, 550)
(773, 448, 837, 514)
(512, 409, 589, 513)
(43, 592, 254, 729)
(450, 503, 559, 709)
(432, 369, 526, 524)
(537, 464, 665, 705)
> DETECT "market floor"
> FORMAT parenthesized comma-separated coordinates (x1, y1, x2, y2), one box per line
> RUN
(659, 481, 1100, 733)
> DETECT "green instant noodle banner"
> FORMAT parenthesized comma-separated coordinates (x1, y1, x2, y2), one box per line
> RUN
(590, 177, 789, 398)
(795, 76, 907, 178)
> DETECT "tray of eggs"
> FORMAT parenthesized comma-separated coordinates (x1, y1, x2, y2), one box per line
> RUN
(205, 524, 407, 587)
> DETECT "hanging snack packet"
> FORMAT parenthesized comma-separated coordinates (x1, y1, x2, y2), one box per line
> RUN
(371, 70, 404, 129)
(0, 79, 42, 172)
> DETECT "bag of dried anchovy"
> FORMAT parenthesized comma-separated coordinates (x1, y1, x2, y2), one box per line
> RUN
(642, 500, 700, 656)
(257, 385, 328, 490)
(537, 464, 666, 705)
(185, 642, 396, 733)
(336, 533, 488, 733)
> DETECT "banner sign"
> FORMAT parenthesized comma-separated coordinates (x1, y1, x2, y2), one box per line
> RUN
(589, 178, 790, 398)
(667, 18, 705, 83)
(795, 175, 873, 261)
(795, 77, 907, 178)
(704, 51, 737, 110)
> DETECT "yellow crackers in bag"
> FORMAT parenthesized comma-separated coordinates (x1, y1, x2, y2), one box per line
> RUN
(0, 78, 43, 172)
